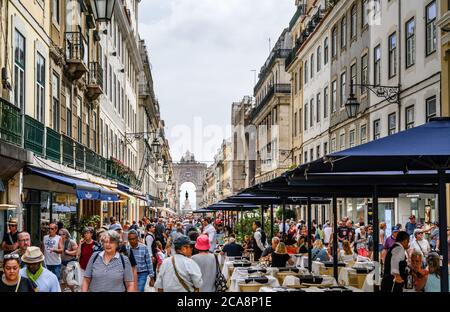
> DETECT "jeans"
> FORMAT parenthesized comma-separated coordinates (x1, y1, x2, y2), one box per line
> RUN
(137, 272, 149, 292)
(47, 264, 62, 281)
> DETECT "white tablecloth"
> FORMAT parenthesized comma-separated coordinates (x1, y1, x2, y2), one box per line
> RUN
(338, 267, 356, 285)
(312, 261, 325, 275)
(229, 275, 279, 292)
(282, 274, 338, 287)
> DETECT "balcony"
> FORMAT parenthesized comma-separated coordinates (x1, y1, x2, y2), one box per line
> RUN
(86, 62, 103, 101)
(0, 98, 22, 146)
(65, 31, 88, 80)
(253, 84, 291, 120)
(24, 116, 44, 156)
(46, 127, 61, 163)
(0, 99, 142, 189)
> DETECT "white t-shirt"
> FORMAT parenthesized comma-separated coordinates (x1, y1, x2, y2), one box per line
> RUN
(203, 224, 216, 252)
(323, 227, 333, 244)
(43, 235, 61, 266)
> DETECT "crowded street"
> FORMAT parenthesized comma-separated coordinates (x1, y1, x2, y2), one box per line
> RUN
(1, 0, 450, 299)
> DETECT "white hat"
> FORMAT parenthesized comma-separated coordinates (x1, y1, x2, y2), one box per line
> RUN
(21, 246, 45, 264)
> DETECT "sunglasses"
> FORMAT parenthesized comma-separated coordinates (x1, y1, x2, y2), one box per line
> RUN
(8, 224, 17, 227)
(4, 253, 20, 260)
(49, 227, 57, 230)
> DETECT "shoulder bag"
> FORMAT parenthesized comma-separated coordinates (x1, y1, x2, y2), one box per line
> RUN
(214, 254, 228, 292)
(172, 256, 199, 292)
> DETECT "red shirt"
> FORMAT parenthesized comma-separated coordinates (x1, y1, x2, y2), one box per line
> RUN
(79, 241, 95, 270)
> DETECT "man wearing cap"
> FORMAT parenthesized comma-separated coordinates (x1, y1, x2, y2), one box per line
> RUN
(1, 218, 19, 255)
(19, 246, 61, 292)
(384, 226, 400, 251)
(405, 215, 417, 236)
(154, 235, 203, 292)
(409, 229, 431, 260)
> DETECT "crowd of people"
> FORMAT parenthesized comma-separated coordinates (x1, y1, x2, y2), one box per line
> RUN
(1, 213, 449, 292)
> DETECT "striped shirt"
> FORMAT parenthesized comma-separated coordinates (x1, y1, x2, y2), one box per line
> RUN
(130, 243, 154, 276)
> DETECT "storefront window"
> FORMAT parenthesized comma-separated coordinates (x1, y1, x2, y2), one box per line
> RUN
(52, 193, 77, 239)
(40, 192, 51, 241)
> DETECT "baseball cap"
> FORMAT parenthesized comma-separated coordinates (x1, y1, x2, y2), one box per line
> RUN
(109, 223, 123, 231)
(174, 235, 196, 249)
(392, 226, 400, 232)
(414, 228, 424, 235)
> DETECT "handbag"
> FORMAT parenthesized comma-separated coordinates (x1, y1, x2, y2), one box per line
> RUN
(214, 254, 228, 292)
(172, 256, 199, 292)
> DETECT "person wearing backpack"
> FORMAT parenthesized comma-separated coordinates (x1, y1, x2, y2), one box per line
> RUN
(252, 221, 268, 261)
(81, 230, 135, 292)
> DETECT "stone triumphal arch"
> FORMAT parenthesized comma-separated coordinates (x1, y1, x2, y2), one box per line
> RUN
(173, 151, 207, 213)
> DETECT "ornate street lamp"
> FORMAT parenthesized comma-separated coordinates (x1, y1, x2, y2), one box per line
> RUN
(90, 0, 116, 23)
(345, 81, 360, 119)
(151, 138, 161, 156)
(162, 162, 168, 174)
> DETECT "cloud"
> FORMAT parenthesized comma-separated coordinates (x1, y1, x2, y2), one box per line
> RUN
(139, 0, 293, 162)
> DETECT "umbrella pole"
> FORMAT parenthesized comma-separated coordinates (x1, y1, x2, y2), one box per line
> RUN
(241, 208, 244, 240)
(307, 198, 312, 273)
(236, 210, 239, 235)
(282, 200, 286, 242)
(332, 194, 338, 281)
(270, 204, 274, 240)
(261, 206, 264, 235)
(438, 169, 449, 292)
(372, 185, 380, 292)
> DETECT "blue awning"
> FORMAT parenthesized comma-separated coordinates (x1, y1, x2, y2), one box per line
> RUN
(28, 167, 119, 201)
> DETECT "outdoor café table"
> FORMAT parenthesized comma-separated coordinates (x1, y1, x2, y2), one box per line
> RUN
(338, 267, 357, 285)
(293, 254, 308, 268)
(282, 274, 338, 288)
(312, 261, 325, 275)
(229, 274, 279, 292)
(222, 260, 256, 281)
(259, 286, 306, 292)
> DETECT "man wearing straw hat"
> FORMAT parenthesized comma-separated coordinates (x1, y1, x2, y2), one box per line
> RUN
(1, 218, 19, 255)
(19, 246, 61, 292)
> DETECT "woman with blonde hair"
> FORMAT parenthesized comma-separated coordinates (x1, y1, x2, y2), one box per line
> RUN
(271, 242, 294, 267)
(339, 240, 355, 263)
(311, 239, 329, 262)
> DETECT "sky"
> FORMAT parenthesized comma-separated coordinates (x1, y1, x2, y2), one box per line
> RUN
(138, 0, 294, 164)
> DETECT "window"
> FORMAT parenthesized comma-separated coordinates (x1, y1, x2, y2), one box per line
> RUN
(294, 73, 297, 95)
(86, 106, 90, 148)
(350, 63, 357, 92)
(361, 124, 367, 143)
(388, 113, 396, 135)
(349, 130, 355, 147)
(77, 97, 82, 143)
(104, 55, 107, 94)
(310, 54, 314, 79)
(361, 54, 368, 93)
(339, 133, 345, 151)
(341, 17, 347, 49)
(374, 45, 381, 86)
(304, 151, 308, 163)
(332, 27, 338, 58)
(304, 103, 308, 131)
(362, 0, 369, 27)
(340, 72, 346, 107)
(304, 60, 308, 84)
(294, 112, 298, 135)
(406, 18, 416, 68)
(36, 53, 45, 123)
(317, 46, 322, 71)
(406, 105, 415, 129)
(310, 98, 314, 127)
(373, 119, 381, 140)
(324, 86, 329, 118)
(51, 73, 59, 132)
(100, 118, 103, 156)
(109, 65, 112, 101)
(324, 37, 329, 64)
(52, 0, 60, 24)
(316, 93, 321, 123)
(331, 80, 337, 113)
(14, 30, 25, 109)
(426, 96, 437, 122)
(66, 85, 72, 137)
(298, 67, 302, 91)
(388, 33, 397, 78)
(351, 4, 357, 38)
(331, 138, 336, 153)
(426, 1, 437, 55)
(324, 142, 328, 155)
(316, 146, 320, 159)
(298, 108, 302, 134)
